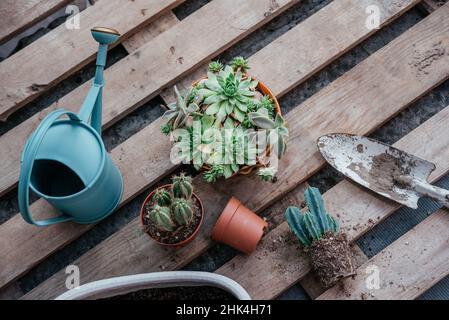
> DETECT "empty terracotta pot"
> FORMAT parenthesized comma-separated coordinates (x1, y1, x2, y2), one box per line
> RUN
(212, 197, 268, 255)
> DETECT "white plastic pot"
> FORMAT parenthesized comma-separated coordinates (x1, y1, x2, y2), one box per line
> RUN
(55, 271, 251, 300)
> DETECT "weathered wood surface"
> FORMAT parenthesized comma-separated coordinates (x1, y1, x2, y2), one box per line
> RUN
(121, 11, 179, 53)
(0, 0, 72, 45)
(24, 1, 449, 300)
(0, 0, 301, 289)
(0, 0, 300, 198)
(215, 101, 449, 299)
(0, 0, 186, 121)
(318, 209, 449, 300)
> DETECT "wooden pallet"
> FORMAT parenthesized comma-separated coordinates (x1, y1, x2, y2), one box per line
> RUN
(0, 0, 448, 300)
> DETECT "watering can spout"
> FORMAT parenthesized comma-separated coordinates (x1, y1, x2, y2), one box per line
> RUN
(78, 27, 120, 134)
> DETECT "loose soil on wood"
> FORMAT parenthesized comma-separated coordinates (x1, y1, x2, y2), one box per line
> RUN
(142, 188, 202, 245)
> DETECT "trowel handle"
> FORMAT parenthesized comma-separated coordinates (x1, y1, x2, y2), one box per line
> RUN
(18, 110, 80, 226)
(413, 180, 449, 209)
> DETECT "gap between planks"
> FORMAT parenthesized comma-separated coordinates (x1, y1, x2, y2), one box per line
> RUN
(0, 0, 187, 121)
(419, 0, 443, 12)
(0, 0, 302, 290)
(0, 0, 73, 45)
(23, 0, 449, 300)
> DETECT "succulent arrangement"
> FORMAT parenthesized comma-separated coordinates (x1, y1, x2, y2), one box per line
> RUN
(285, 187, 355, 287)
(145, 173, 196, 233)
(161, 57, 289, 183)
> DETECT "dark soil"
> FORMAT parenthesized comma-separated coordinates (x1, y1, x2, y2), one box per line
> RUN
(142, 187, 203, 245)
(106, 286, 236, 300)
(307, 232, 355, 288)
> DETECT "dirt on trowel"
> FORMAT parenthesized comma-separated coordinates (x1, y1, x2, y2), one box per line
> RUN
(369, 152, 411, 193)
(347, 151, 414, 202)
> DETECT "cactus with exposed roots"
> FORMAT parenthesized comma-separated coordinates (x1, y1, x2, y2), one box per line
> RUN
(284, 187, 354, 288)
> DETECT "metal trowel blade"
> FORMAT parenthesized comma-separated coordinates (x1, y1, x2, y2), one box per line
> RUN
(317, 134, 436, 209)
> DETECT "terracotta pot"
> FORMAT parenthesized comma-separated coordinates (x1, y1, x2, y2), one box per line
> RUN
(211, 197, 268, 255)
(140, 185, 204, 248)
(193, 75, 282, 177)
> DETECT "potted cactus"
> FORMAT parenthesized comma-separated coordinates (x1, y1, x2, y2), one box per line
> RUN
(140, 174, 203, 246)
(161, 57, 288, 183)
(285, 187, 355, 287)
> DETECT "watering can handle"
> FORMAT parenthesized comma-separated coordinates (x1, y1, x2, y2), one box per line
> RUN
(18, 109, 81, 227)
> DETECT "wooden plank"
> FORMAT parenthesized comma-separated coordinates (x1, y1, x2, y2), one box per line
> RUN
(0, 0, 301, 290)
(0, 0, 300, 198)
(318, 209, 449, 300)
(121, 11, 179, 53)
(0, 0, 186, 121)
(0, 0, 72, 45)
(22, 1, 446, 300)
(215, 99, 449, 300)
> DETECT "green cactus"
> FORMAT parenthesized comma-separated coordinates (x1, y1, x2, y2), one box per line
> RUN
(153, 188, 171, 206)
(172, 198, 194, 225)
(148, 205, 176, 232)
(172, 173, 193, 199)
(208, 61, 223, 73)
(231, 56, 250, 73)
(284, 187, 339, 247)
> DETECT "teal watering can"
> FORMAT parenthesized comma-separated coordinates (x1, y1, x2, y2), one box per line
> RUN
(18, 27, 124, 226)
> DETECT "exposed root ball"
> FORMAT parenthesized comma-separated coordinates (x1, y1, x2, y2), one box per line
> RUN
(308, 232, 355, 288)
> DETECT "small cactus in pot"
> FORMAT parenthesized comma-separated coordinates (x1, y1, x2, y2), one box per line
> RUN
(285, 187, 355, 288)
(140, 174, 203, 246)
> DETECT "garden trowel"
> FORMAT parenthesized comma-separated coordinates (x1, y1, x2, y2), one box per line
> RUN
(317, 133, 449, 209)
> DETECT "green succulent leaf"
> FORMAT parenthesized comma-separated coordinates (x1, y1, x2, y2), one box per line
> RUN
(233, 108, 245, 123)
(248, 112, 276, 129)
(206, 102, 220, 115)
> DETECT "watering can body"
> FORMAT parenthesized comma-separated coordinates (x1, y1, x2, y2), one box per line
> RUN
(18, 28, 123, 226)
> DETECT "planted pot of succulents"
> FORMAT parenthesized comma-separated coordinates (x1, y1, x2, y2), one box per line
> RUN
(140, 174, 203, 247)
(285, 187, 355, 288)
(160, 57, 289, 184)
